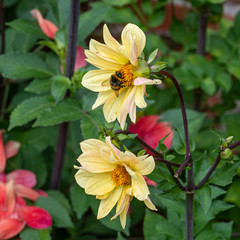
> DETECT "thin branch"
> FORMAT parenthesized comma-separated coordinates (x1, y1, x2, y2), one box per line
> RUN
(160, 70, 192, 177)
(174, 154, 192, 178)
(195, 140, 240, 190)
(154, 158, 180, 168)
(114, 130, 164, 159)
(166, 165, 185, 191)
(194, 10, 208, 111)
(51, 0, 80, 189)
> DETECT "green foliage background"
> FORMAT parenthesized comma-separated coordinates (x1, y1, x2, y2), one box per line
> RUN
(1, 0, 240, 239)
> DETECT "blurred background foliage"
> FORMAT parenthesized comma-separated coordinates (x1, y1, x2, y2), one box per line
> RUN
(0, 0, 240, 239)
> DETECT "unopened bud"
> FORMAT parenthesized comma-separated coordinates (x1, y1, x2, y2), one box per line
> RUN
(220, 148, 232, 160)
(222, 136, 234, 148)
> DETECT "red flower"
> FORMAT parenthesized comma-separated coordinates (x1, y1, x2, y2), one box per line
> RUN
(0, 132, 47, 201)
(129, 115, 173, 155)
(0, 130, 20, 173)
(30, 9, 86, 72)
(0, 181, 52, 240)
(30, 9, 58, 39)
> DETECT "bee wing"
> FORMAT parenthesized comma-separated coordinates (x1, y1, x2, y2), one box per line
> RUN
(101, 79, 111, 87)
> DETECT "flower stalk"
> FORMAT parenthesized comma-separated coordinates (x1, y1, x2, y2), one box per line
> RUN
(50, 0, 80, 189)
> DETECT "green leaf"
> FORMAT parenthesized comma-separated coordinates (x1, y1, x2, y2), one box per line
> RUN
(212, 222, 233, 240)
(9, 95, 54, 130)
(0, 53, 54, 79)
(215, 72, 232, 92)
(228, 59, 240, 80)
(224, 179, 240, 207)
(36, 196, 74, 228)
(33, 99, 82, 127)
(20, 228, 51, 240)
(81, 109, 105, 139)
(208, 162, 240, 186)
(148, 163, 174, 184)
(6, 19, 47, 38)
(149, 8, 165, 28)
(172, 128, 186, 155)
(22, 145, 47, 188)
(4, 28, 37, 53)
(103, 0, 134, 7)
(195, 229, 222, 240)
(51, 75, 71, 102)
(147, 49, 158, 64)
(210, 185, 226, 199)
(143, 210, 167, 240)
(159, 198, 185, 214)
(70, 183, 90, 219)
(201, 77, 216, 96)
(90, 197, 130, 235)
(195, 185, 212, 214)
(117, 232, 126, 240)
(209, 200, 233, 215)
(150, 61, 167, 72)
(58, 0, 71, 27)
(47, 190, 72, 214)
(38, 40, 58, 54)
(78, 3, 110, 42)
(162, 108, 205, 137)
(25, 79, 52, 94)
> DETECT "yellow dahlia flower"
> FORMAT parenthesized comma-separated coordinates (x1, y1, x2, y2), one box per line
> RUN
(74, 137, 157, 229)
(82, 23, 162, 129)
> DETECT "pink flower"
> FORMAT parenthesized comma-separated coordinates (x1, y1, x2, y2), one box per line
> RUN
(0, 132, 45, 201)
(0, 130, 20, 173)
(0, 181, 52, 240)
(129, 115, 173, 155)
(30, 9, 58, 39)
(30, 9, 87, 72)
(74, 46, 87, 71)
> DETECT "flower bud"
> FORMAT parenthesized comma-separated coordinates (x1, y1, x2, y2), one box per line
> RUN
(220, 148, 232, 160)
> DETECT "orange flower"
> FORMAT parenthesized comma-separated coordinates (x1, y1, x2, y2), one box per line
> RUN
(30, 9, 58, 39)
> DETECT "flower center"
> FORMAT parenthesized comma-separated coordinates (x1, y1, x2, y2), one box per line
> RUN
(118, 64, 135, 88)
(111, 165, 131, 186)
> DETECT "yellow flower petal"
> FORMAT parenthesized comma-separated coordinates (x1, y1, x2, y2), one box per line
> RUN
(80, 138, 109, 152)
(135, 85, 147, 108)
(97, 186, 122, 219)
(131, 172, 150, 201)
(103, 88, 128, 123)
(144, 197, 157, 211)
(118, 87, 136, 129)
(92, 90, 113, 110)
(85, 173, 115, 195)
(130, 39, 138, 66)
(134, 77, 161, 86)
(103, 24, 121, 51)
(90, 39, 129, 65)
(85, 50, 122, 70)
(119, 195, 131, 229)
(78, 151, 115, 173)
(74, 169, 94, 188)
(135, 155, 155, 175)
(105, 136, 121, 157)
(82, 69, 113, 92)
(121, 24, 146, 61)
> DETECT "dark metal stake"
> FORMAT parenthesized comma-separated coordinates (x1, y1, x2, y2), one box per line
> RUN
(51, 0, 80, 189)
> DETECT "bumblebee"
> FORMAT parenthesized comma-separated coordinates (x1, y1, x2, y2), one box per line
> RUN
(102, 71, 125, 97)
